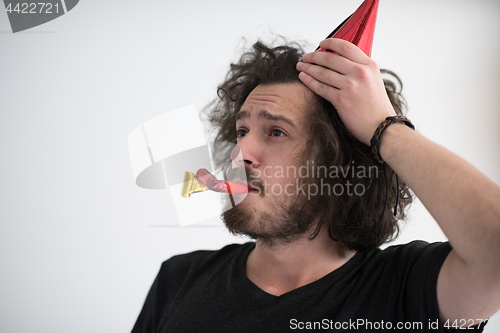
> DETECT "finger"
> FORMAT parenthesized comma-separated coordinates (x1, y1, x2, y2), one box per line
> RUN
(296, 62, 346, 89)
(302, 51, 353, 75)
(298, 71, 340, 103)
(319, 38, 370, 65)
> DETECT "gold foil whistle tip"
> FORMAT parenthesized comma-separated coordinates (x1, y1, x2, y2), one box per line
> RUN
(181, 171, 208, 198)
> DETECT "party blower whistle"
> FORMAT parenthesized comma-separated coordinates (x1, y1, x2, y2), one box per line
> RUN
(181, 168, 249, 198)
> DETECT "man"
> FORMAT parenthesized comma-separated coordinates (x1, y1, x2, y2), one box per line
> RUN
(131, 36, 500, 332)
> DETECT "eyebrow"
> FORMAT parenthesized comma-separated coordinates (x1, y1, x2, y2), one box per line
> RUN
(236, 110, 297, 129)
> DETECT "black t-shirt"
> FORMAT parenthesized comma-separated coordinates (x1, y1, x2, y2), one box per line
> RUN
(132, 241, 488, 332)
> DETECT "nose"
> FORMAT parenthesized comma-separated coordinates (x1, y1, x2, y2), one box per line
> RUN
(231, 135, 261, 169)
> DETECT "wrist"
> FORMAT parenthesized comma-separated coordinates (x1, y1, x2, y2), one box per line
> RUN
(370, 116, 415, 164)
(379, 122, 414, 163)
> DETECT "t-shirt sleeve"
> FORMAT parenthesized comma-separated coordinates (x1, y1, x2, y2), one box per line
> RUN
(402, 241, 488, 332)
(402, 241, 452, 326)
(131, 267, 161, 333)
(131, 256, 188, 333)
(130, 249, 217, 333)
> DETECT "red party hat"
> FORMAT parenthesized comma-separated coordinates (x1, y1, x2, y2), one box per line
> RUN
(316, 0, 379, 57)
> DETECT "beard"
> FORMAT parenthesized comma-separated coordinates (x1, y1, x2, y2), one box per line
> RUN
(222, 167, 319, 247)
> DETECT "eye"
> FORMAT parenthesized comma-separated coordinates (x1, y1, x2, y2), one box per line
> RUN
(236, 129, 248, 138)
(270, 129, 286, 137)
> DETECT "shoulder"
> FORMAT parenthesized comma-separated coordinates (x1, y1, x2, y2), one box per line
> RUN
(162, 242, 254, 266)
(353, 240, 452, 305)
(131, 243, 254, 332)
(381, 239, 451, 257)
(363, 240, 452, 282)
(157, 242, 254, 281)
(368, 240, 453, 324)
(371, 240, 452, 265)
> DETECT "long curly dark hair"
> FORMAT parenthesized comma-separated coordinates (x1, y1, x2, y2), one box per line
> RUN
(203, 40, 413, 252)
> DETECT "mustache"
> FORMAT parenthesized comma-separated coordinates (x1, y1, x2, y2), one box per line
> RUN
(225, 166, 265, 193)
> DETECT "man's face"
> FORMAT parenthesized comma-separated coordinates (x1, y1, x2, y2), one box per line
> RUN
(223, 82, 317, 245)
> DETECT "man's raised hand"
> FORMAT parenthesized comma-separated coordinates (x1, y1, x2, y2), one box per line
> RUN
(297, 38, 396, 146)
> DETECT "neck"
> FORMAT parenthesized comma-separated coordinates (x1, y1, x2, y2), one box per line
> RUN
(245, 228, 356, 296)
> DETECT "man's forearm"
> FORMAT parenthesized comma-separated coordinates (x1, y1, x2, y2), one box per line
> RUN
(380, 123, 500, 268)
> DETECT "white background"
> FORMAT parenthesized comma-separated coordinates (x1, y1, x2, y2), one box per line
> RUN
(1, 0, 499, 332)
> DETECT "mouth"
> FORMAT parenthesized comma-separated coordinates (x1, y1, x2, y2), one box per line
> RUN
(225, 167, 262, 194)
(247, 183, 258, 192)
(247, 181, 266, 196)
